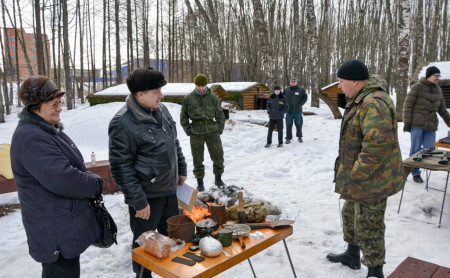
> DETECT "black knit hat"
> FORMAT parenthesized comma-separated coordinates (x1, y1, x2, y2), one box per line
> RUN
(337, 59, 369, 80)
(426, 66, 440, 78)
(19, 75, 64, 111)
(273, 85, 281, 91)
(126, 67, 167, 94)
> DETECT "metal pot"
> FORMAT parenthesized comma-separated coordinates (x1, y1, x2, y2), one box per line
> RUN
(196, 219, 219, 232)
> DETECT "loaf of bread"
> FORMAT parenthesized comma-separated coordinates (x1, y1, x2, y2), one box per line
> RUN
(138, 231, 172, 259)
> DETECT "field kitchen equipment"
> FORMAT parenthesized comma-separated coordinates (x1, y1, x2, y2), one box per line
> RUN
(211, 201, 227, 224)
(238, 191, 245, 223)
(199, 237, 223, 257)
(196, 219, 219, 232)
(247, 220, 295, 229)
(167, 215, 195, 242)
(223, 223, 251, 249)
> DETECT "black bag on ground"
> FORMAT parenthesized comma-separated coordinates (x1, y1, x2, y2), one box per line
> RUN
(90, 195, 118, 248)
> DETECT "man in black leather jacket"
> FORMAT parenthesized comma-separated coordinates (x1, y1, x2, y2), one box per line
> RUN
(108, 67, 187, 278)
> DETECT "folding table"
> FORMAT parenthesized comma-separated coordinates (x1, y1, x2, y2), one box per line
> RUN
(132, 225, 296, 278)
(399, 150, 449, 227)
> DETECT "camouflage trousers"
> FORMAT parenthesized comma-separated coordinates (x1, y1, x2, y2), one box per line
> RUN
(190, 132, 224, 179)
(342, 199, 387, 267)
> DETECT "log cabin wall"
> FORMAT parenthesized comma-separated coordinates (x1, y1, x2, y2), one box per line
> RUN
(241, 84, 270, 110)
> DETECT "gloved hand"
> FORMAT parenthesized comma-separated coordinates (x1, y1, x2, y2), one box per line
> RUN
(403, 124, 411, 133)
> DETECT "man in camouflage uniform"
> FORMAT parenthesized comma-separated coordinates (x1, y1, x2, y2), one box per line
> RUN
(326, 60, 405, 278)
(180, 74, 226, 192)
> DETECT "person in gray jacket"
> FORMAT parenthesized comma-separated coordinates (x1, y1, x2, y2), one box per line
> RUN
(403, 66, 450, 183)
(108, 67, 187, 278)
(265, 85, 288, 148)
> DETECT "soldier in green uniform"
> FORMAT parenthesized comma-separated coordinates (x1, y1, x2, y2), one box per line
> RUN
(180, 74, 226, 192)
(326, 60, 405, 278)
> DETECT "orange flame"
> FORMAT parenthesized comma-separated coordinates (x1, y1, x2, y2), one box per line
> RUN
(183, 206, 211, 223)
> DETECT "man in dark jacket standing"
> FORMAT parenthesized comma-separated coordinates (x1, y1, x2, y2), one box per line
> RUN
(180, 74, 226, 192)
(326, 60, 405, 278)
(403, 66, 450, 183)
(109, 67, 187, 278)
(265, 85, 288, 148)
(283, 77, 308, 143)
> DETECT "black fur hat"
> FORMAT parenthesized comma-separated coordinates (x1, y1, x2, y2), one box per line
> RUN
(127, 67, 167, 94)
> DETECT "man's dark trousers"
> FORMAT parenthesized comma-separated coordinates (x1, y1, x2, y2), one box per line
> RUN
(129, 195, 178, 278)
(267, 119, 284, 145)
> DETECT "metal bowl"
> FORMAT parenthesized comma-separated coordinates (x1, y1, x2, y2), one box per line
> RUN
(224, 224, 251, 238)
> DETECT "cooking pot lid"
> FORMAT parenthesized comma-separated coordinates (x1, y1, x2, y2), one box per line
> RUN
(196, 219, 218, 229)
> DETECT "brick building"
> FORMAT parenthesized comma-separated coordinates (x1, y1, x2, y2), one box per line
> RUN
(3, 28, 50, 81)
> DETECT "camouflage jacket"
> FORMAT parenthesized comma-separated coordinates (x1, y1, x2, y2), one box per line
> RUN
(402, 77, 450, 131)
(334, 75, 405, 202)
(180, 87, 226, 135)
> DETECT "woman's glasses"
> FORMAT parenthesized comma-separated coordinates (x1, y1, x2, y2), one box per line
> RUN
(46, 99, 65, 109)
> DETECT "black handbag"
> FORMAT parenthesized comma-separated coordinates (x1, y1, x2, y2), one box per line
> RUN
(90, 195, 118, 248)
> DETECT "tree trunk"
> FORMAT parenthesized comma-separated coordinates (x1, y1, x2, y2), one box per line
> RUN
(252, 0, 273, 86)
(306, 0, 320, 107)
(115, 0, 122, 84)
(318, 87, 342, 119)
(34, 0, 45, 75)
(396, 0, 410, 122)
(61, 0, 73, 110)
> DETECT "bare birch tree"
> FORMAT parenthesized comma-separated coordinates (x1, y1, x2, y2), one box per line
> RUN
(396, 0, 410, 121)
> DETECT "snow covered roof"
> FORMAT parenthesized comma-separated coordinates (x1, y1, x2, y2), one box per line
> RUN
(213, 82, 258, 91)
(95, 82, 260, 96)
(321, 81, 339, 91)
(418, 61, 450, 80)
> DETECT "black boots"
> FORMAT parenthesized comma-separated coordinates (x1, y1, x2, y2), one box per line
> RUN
(367, 265, 384, 278)
(215, 175, 226, 188)
(326, 244, 361, 270)
(196, 178, 205, 192)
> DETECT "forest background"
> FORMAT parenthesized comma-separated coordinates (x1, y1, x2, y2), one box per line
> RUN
(0, 0, 449, 121)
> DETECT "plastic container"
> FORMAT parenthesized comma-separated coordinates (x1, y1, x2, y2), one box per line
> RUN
(91, 151, 96, 165)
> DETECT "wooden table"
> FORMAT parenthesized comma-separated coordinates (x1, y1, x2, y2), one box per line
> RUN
(400, 151, 449, 227)
(388, 257, 450, 278)
(132, 225, 295, 278)
(434, 142, 450, 149)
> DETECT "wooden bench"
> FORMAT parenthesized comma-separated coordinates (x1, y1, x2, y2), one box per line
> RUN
(1, 160, 120, 195)
(389, 257, 450, 278)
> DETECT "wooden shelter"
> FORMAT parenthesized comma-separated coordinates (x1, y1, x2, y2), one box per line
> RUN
(411, 61, 450, 108)
(322, 82, 346, 108)
(216, 82, 270, 110)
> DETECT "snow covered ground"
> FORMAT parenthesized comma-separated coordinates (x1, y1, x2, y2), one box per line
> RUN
(0, 96, 449, 278)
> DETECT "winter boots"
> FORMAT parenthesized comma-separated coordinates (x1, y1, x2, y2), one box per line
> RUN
(196, 178, 205, 192)
(367, 265, 384, 278)
(215, 175, 226, 188)
(326, 244, 361, 270)
(265, 143, 271, 148)
(413, 175, 424, 183)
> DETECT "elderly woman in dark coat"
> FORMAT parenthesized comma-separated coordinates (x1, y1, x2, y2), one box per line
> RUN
(10, 76, 103, 278)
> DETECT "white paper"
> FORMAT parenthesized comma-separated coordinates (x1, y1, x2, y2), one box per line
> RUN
(176, 182, 194, 205)
(176, 183, 198, 212)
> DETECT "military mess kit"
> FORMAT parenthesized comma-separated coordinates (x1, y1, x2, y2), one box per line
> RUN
(134, 191, 294, 267)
